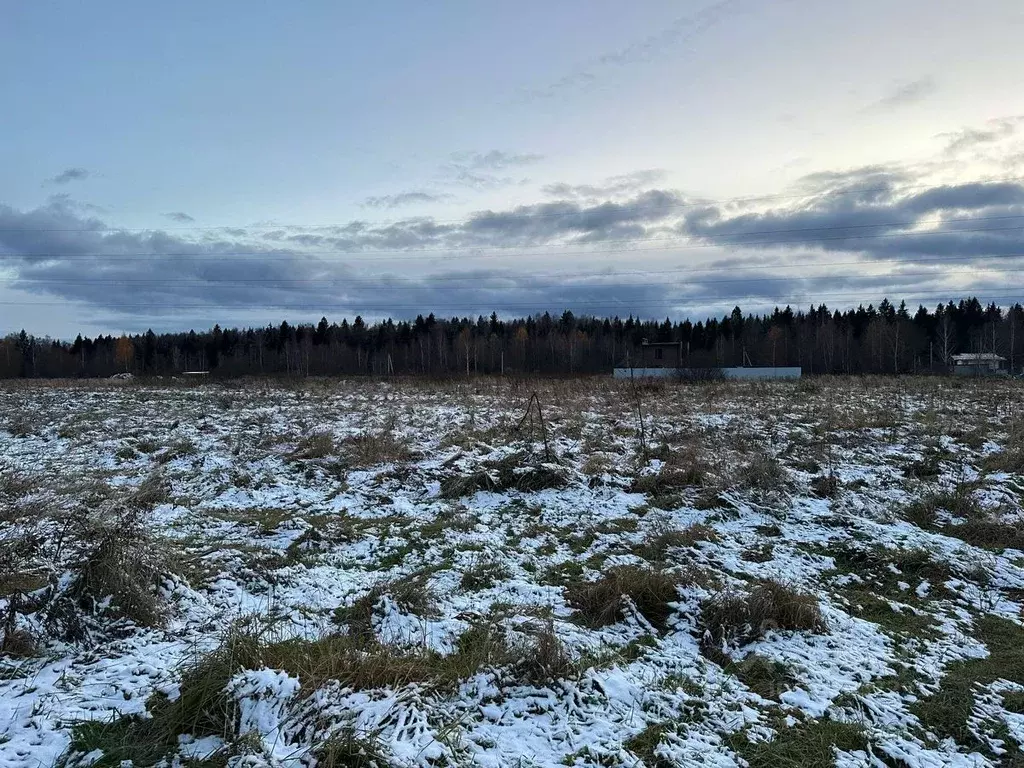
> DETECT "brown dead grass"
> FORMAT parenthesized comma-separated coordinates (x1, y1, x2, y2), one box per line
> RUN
(565, 565, 680, 630)
(701, 580, 826, 647)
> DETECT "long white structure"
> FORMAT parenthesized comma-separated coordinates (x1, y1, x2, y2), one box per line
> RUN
(613, 366, 802, 380)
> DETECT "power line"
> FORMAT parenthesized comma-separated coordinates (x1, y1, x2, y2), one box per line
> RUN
(3, 174, 1023, 234)
(3, 218, 1023, 263)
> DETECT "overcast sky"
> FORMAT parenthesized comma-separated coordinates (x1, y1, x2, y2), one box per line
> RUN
(2, 0, 1024, 338)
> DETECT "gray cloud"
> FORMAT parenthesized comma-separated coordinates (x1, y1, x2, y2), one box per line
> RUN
(45, 167, 92, 185)
(937, 116, 1024, 155)
(362, 191, 454, 209)
(543, 170, 667, 201)
(680, 166, 1024, 262)
(4, 128, 1024, 330)
(163, 211, 195, 223)
(861, 77, 937, 113)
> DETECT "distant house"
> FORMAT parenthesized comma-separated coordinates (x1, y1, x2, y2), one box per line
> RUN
(950, 352, 1007, 376)
(638, 340, 684, 369)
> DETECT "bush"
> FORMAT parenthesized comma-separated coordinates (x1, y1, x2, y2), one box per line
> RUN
(566, 566, 679, 630)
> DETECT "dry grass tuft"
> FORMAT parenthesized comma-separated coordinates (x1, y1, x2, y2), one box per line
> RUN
(343, 431, 413, 468)
(314, 727, 390, 768)
(439, 452, 567, 498)
(736, 452, 790, 493)
(701, 580, 826, 648)
(566, 565, 679, 630)
(905, 485, 1024, 550)
(809, 473, 841, 498)
(289, 431, 338, 460)
(67, 505, 173, 630)
(635, 523, 718, 563)
(729, 653, 795, 700)
(460, 556, 512, 591)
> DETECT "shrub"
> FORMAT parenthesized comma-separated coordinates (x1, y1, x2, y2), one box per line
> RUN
(566, 566, 679, 630)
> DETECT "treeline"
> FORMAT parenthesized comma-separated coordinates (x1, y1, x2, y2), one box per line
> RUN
(2, 297, 1022, 379)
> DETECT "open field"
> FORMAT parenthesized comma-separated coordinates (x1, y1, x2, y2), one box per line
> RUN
(3, 375, 1024, 767)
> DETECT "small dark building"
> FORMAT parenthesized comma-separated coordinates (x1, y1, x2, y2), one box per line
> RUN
(950, 352, 1007, 376)
(638, 340, 684, 369)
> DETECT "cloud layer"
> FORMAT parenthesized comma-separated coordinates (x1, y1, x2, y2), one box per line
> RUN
(4, 118, 1024, 333)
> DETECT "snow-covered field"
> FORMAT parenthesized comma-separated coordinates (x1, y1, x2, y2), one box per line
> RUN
(3, 375, 1024, 768)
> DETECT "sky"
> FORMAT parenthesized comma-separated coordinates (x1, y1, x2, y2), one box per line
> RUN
(2, 0, 1024, 338)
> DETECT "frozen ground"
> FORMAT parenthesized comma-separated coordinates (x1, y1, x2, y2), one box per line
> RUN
(2, 375, 1024, 767)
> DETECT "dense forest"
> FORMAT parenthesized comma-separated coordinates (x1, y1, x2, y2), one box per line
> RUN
(2, 297, 1022, 379)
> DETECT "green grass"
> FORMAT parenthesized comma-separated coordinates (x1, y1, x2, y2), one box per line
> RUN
(63, 615, 578, 766)
(843, 590, 941, 639)
(911, 615, 1024, 756)
(623, 722, 673, 767)
(727, 719, 868, 768)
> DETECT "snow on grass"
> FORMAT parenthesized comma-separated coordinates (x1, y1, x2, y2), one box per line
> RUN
(2, 375, 1024, 767)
